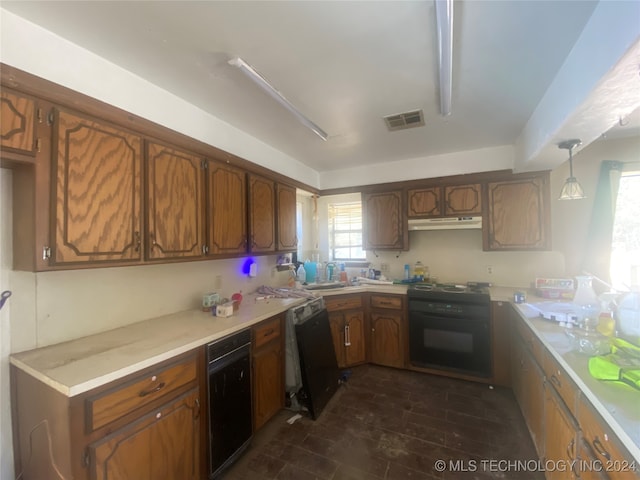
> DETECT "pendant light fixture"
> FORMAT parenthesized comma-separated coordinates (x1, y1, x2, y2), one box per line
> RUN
(558, 139, 586, 200)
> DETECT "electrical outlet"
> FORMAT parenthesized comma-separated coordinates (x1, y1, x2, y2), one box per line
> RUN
(215, 275, 222, 290)
(486, 265, 493, 275)
(381, 263, 389, 272)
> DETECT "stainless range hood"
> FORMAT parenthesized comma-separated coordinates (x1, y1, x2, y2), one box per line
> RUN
(408, 216, 482, 230)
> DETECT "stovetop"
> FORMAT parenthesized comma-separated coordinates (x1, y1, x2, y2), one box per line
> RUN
(407, 282, 491, 305)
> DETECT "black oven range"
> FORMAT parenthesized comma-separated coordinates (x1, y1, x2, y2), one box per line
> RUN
(407, 283, 492, 378)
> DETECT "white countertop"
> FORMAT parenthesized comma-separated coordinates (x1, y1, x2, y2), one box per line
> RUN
(10, 293, 307, 396)
(513, 302, 640, 463)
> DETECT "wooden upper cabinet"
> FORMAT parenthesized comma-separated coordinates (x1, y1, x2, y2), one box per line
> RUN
(444, 183, 482, 215)
(408, 183, 482, 218)
(362, 190, 408, 251)
(276, 183, 297, 251)
(1, 89, 37, 156)
(146, 142, 205, 260)
(248, 174, 275, 253)
(52, 109, 142, 265)
(485, 172, 550, 251)
(207, 160, 247, 255)
(407, 187, 441, 218)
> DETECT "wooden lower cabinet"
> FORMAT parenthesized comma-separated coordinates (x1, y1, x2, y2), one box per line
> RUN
(252, 315, 284, 431)
(544, 382, 578, 480)
(490, 301, 511, 387)
(511, 320, 544, 455)
(90, 389, 200, 480)
(11, 350, 202, 480)
(329, 310, 366, 368)
(369, 294, 406, 369)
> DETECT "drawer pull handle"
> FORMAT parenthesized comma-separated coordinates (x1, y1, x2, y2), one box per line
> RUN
(592, 438, 611, 460)
(264, 328, 275, 337)
(139, 382, 166, 397)
(550, 375, 561, 388)
(566, 438, 575, 460)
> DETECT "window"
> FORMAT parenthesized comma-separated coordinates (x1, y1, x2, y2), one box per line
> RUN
(328, 202, 365, 261)
(610, 167, 640, 289)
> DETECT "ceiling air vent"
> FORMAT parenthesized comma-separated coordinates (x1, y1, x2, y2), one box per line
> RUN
(383, 109, 425, 131)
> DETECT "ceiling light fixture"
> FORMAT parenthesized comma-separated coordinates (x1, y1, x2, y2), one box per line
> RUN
(434, 0, 454, 116)
(228, 57, 328, 141)
(558, 139, 586, 200)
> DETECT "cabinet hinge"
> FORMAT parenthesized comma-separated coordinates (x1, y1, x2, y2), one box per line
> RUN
(36, 108, 43, 124)
(47, 109, 55, 125)
(42, 246, 51, 260)
(35, 138, 42, 153)
(82, 448, 90, 468)
(201, 159, 208, 170)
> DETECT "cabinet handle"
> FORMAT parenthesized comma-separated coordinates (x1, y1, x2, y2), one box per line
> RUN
(550, 374, 561, 389)
(139, 381, 166, 397)
(134, 231, 141, 252)
(263, 328, 275, 337)
(344, 324, 351, 346)
(149, 233, 156, 250)
(566, 438, 575, 460)
(592, 437, 611, 460)
(194, 398, 200, 420)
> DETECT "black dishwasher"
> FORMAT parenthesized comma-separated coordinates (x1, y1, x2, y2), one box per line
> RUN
(206, 329, 252, 478)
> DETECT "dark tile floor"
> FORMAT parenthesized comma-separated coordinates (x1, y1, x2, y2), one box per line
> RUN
(223, 365, 544, 480)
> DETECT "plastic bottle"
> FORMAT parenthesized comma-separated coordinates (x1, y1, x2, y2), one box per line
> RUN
(404, 264, 410, 280)
(414, 261, 425, 281)
(573, 275, 599, 324)
(296, 264, 306, 283)
(304, 259, 316, 284)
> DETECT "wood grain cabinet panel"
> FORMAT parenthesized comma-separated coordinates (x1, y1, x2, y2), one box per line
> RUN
(544, 382, 579, 480)
(1, 89, 37, 156)
(327, 295, 366, 368)
(90, 389, 200, 480)
(276, 183, 298, 251)
(407, 187, 441, 218)
(362, 190, 407, 250)
(52, 109, 142, 264)
(252, 315, 285, 431)
(485, 173, 550, 251)
(207, 160, 247, 255)
(248, 174, 276, 253)
(444, 183, 482, 215)
(146, 142, 205, 260)
(369, 294, 406, 369)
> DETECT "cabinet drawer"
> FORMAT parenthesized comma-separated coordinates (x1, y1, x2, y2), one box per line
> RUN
(253, 316, 281, 350)
(515, 319, 544, 367)
(543, 351, 577, 415)
(370, 295, 403, 310)
(87, 357, 197, 431)
(325, 295, 363, 312)
(577, 398, 638, 480)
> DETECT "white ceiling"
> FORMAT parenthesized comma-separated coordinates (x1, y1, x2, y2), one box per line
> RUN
(2, 1, 639, 181)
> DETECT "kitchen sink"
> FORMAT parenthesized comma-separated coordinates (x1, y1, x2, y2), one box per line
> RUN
(303, 282, 346, 290)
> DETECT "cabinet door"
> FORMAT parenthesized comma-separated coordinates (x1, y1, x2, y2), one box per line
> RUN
(362, 191, 407, 250)
(1, 89, 37, 156)
(491, 301, 511, 387)
(407, 187, 441, 218)
(344, 310, 366, 367)
(328, 312, 346, 368)
(90, 389, 200, 480)
(485, 173, 550, 250)
(53, 109, 142, 264)
(444, 183, 482, 216)
(248, 174, 275, 253)
(523, 348, 545, 455)
(276, 183, 297, 251)
(207, 160, 247, 255)
(370, 311, 405, 368)
(544, 383, 578, 480)
(146, 142, 205, 259)
(252, 340, 283, 431)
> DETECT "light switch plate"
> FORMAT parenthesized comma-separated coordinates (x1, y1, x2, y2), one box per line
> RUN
(249, 263, 258, 277)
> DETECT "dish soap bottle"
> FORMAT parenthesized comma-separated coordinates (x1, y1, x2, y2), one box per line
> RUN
(296, 263, 306, 284)
(414, 261, 426, 281)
